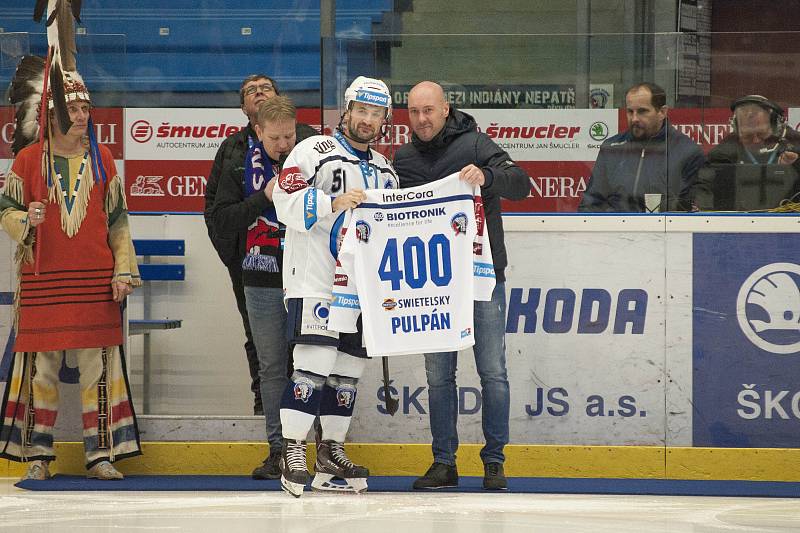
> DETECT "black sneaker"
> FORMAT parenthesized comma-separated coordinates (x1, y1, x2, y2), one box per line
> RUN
(252, 449, 281, 480)
(412, 462, 458, 489)
(483, 462, 507, 490)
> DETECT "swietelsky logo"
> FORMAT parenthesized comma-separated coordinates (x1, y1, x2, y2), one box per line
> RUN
(736, 262, 800, 355)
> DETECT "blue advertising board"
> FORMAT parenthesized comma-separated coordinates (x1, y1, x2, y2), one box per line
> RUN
(693, 233, 800, 447)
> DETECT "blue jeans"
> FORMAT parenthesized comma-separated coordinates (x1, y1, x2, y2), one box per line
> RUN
(244, 286, 288, 452)
(424, 282, 509, 466)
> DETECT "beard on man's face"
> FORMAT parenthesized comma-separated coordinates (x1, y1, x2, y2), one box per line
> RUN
(346, 121, 376, 144)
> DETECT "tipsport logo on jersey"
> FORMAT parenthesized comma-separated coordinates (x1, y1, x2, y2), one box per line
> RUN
(692, 234, 800, 447)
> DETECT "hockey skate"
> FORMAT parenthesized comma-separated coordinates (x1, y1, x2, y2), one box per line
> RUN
(311, 440, 369, 493)
(280, 439, 311, 498)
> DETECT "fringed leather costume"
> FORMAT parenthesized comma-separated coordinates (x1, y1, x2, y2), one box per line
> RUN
(1, 1, 142, 468)
(0, 142, 142, 468)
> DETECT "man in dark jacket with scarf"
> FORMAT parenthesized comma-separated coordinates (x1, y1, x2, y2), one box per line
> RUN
(393, 81, 531, 491)
(579, 82, 704, 212)
(203, 74, 316, 419)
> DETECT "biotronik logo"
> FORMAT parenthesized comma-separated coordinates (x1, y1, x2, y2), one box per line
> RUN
(737, 263, 800, 355)
(130, 120, 153, 143)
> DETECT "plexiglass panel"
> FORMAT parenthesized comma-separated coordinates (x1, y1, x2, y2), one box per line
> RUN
(0, 2, 797, 456)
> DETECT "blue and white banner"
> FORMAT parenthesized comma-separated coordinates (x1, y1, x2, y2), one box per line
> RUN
(692, 234, 800, 447)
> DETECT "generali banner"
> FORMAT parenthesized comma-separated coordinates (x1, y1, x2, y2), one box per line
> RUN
(3, 106, 796, 213)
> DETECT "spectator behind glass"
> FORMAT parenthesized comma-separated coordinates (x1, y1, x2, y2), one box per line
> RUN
(203, 75, 316, 418)
(578, 82, 705, 212)
(695, 95, 800, 210)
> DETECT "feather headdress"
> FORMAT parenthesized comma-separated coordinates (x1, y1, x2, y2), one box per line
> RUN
(39, 0, 83, 135)
(7, 0, 85, 154)
(8, 55, 45, 156)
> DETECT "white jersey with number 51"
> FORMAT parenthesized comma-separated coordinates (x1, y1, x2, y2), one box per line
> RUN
(274, 133, 398, 300)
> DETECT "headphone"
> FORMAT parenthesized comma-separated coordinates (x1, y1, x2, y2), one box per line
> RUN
(730, 95, 786, 138)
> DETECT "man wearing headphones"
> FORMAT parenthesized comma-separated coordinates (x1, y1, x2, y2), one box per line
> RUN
(697, 95, 800, 209)
(711, 95, 799, 166)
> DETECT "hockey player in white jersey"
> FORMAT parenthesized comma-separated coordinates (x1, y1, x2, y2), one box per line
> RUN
(272, 76, 398, 497)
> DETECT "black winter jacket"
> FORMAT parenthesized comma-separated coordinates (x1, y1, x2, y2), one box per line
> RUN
(204, 122, 317, 269)
(393, 109, 531, 283)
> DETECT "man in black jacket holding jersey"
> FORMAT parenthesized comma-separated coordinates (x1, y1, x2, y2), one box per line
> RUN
(393, 81, 531, 491)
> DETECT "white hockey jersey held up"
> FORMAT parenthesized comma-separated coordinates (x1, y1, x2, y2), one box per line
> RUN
(329, 173, 495, 356)
(273, 132, 398, 300)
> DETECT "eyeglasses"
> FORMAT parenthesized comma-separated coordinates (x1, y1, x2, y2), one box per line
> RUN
(244, 83, 275, 96)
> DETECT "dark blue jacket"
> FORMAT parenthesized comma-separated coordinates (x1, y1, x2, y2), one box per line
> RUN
(579, 121, 705, 212)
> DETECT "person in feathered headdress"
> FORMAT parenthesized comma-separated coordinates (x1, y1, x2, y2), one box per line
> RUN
(0, 0, 142, 481)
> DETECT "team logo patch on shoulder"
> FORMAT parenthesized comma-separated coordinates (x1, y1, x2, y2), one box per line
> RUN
(279, 166, 308, 193)
(355, 220, 371, 243)
(451, 212, 468, 235)
(313, 139, 336, 154)
(382, 298, 397, 311)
